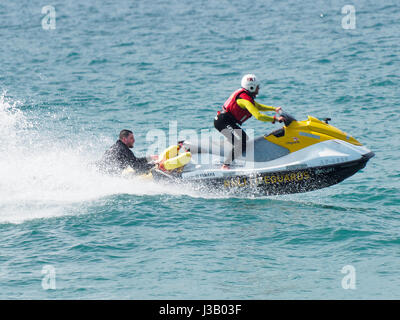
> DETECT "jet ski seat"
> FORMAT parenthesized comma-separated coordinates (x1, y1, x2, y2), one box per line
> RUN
(183, 135, 290, 163)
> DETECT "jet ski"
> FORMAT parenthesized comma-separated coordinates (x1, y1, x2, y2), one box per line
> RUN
(149, 111, 374, 195)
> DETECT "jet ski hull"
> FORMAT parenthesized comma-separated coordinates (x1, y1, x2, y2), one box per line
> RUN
(151, 151, 374, 196)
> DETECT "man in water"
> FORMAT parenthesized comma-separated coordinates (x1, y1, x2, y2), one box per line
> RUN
(214, 74, 283, 169)
(98, 129, 154, 175)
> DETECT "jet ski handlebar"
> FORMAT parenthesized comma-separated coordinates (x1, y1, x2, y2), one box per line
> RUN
(277, 109, 296, 126)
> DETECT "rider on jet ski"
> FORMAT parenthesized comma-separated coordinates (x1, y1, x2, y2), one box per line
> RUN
(214, 74, 283, 169)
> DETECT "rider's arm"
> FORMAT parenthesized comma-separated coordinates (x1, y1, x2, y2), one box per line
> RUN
(254, 101, 277, 112)
(126, 152, 153, 172)
(237, 99, 275, 122)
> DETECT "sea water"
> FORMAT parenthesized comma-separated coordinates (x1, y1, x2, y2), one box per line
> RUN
(0, 0, 399, 299)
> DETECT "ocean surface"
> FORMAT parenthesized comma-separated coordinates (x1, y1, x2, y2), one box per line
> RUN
(0, 0, 399, 299)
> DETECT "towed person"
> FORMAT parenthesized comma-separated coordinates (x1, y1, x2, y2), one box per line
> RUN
(98, 129, 154, 175)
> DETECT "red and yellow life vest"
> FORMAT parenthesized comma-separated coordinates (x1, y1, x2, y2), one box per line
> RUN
(222, 88, 254, 124)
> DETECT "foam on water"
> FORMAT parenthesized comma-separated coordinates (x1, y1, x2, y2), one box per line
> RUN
(0, 92, 203, 224)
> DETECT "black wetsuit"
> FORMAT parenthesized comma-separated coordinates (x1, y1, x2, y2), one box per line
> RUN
(98, 140, 153, 174)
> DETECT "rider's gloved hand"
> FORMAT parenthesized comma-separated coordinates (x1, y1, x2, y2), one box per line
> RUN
(274, 107, 284, 123)
(272, 115, 284, 123)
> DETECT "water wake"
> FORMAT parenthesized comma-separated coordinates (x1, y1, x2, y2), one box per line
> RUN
(0, 92, 195, 223)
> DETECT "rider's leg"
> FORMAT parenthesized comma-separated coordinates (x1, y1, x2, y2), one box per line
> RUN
(231, 124, 249, 162)
(214, 113, 248, 165)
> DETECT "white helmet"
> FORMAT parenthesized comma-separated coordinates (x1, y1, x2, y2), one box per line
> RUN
(241, 74, 259, 93)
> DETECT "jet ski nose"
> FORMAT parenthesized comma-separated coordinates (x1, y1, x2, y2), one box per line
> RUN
(362, 151, 375, 160)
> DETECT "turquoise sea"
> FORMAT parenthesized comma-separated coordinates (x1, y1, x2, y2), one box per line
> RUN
(0, 0, 399, 299)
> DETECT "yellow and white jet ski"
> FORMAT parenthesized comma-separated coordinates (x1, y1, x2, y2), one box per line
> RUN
(149, 111, 374, 195)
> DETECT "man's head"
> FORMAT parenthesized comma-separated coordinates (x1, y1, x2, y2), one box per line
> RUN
(241, 74, 260, 96)
(119, 129, 135, 148)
